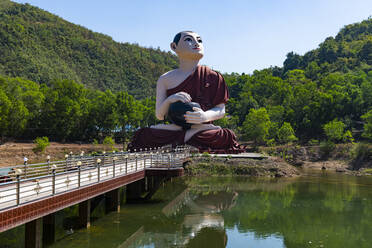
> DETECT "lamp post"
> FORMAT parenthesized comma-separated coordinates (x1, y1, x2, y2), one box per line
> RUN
(14, 168, 22, 205)
(113, 157, 117, 178)
(51, 164, 57, 195)
(97, 158, 101, 182)
(77, 161, 82, 187)
(23, 156, 28, 178)
(102, 151, 106, 166)
(125, 155, 128, 174)
(47, 155, 51, 173)
(65, 154, 69, 171)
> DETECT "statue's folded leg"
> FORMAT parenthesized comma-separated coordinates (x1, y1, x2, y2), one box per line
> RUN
(150, 123, 183, 131)
(128, 127, 185, 151)
(184, 124, 221, 143)
(186, 128, 245, 154)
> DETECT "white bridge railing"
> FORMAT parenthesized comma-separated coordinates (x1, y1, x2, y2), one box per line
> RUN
(0, 146, 192, 211)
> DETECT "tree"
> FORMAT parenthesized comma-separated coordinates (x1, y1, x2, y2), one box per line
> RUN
(0, 88, 11, 139)
(359, 40, 372, 64)
(242, 108, 271, 144)
(277, 122, 298, 144)
(283, 52, 303, 74)
(7, 100, 29, 137)
(88, 90, 118, 137)
(140, 97, 158, 128)
(39, 79, 90, 141)
(115, 91, 143, 143)
(323, 119, 346, 142)
(361, 110, 372, 140)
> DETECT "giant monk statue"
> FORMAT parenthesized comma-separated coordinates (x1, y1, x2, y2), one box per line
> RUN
(128, 31, 244, 153)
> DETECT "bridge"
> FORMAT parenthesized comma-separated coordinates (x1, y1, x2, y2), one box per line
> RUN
(0, 146, 192, 248)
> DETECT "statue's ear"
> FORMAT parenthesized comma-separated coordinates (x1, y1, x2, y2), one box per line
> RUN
(170, 42, 177, 52)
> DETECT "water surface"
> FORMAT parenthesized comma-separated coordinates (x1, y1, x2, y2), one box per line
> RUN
(3, 171, 372, 248)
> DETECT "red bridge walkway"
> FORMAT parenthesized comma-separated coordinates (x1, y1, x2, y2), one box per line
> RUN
(0, 146, 191, 246)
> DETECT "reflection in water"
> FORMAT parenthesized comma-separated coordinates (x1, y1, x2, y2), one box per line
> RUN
(5, 172, 372, 248)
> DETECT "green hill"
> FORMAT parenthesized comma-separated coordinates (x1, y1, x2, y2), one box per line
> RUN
(222, 18, 372, 142)
(281, 18, 372, 78)
(0, 0, 178, 99)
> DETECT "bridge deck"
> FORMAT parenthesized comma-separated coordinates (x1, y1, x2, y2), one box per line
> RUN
(0, 148, 190, 232)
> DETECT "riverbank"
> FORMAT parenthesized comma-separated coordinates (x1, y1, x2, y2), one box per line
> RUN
(185, 156, 300, 177)
(258, 143, 372, 176)
(185, 143, 372, 177)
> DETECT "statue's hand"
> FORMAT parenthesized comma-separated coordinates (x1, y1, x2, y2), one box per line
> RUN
(167, 91, 191, 103)
(184, 107, 209, 124)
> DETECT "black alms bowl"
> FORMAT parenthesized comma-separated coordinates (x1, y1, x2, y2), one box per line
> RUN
(168, 101, 201, 130)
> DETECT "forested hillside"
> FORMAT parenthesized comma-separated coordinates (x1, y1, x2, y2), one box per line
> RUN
(0, 0, 178, 99)
(223, 18, 372, 143)
(0, 0, 371, 145)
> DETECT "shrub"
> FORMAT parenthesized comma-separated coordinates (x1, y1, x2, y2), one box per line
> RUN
(266, 138, 276, 147)
(319, 140, 335, 158)
(33, 136, 50, 153)
(342, 130, 354, 143)
(201, 152, 211, 158)
(323, 119, 346, 142)
(308, 139, 319, 145)
(277, 122, 298, 144)
(350, 143, 372, 162)
(103, 136, 115, 151)
(361, 110, 372, 141)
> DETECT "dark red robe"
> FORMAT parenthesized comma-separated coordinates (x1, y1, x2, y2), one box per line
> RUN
(128, 66, 244, 153)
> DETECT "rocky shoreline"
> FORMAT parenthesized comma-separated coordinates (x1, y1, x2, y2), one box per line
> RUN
(184, 156, 300, 177)
(185, 143, 372, 177)
(259, 143, 372, 176)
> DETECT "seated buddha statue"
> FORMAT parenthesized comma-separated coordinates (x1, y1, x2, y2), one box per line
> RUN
(128, 31, 244, 153)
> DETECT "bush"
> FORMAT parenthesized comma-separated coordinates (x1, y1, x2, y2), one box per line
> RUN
(103, 136, 115, 151)
(350, 143, 372, 162)
(277, 122, 298, 144)
(319, 140, 335, 158)
(308, 139, 319, 145)
(323, 119, 346, 142)
(266, 138, 276, 147)
(201, 152, 211, 158)
(361, 110, 372, 140)
(33, 136, 50, 153)
(343, 130, 354, 143)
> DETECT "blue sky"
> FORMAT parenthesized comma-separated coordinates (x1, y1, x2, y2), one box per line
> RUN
(13, 0, 372, 74)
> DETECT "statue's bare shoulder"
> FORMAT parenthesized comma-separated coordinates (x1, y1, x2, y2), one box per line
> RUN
(157, 69, 180, 89)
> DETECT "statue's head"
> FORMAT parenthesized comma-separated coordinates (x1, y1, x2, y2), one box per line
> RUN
(170, 31, 204, 60)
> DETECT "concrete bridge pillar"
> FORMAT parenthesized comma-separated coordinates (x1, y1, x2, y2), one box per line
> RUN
(126, 179, 145, 201)
(25, 218, 42, 248)
(42, 213, 55, 245)
(105, 188, 121, 213)
(79, 199, 91, 228)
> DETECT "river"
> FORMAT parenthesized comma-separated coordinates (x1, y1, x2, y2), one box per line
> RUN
(1, 171, 372, 248)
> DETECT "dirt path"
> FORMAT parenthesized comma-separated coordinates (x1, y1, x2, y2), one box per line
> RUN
(0, 142, 123, 167)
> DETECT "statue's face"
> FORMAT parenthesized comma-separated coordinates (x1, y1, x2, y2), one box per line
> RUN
(172, 32, 204, 60)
